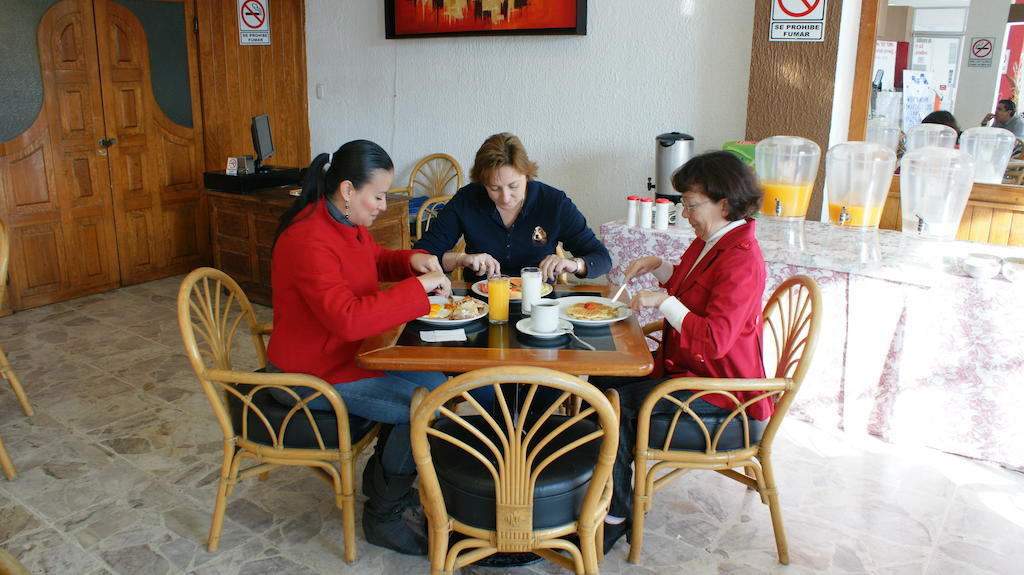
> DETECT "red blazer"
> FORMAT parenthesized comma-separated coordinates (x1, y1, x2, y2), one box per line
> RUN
(268, 200, 429, 384)
(652, 219, 771, 420)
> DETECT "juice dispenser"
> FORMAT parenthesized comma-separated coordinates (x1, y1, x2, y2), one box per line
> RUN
(755, 136, 821, 254)
(904, 124, 957, 153)
(900, 147, 975, 240)
(826, 142, 896, 229)
(959, 127, 1014, 184)
(866, 118, 902, 154)
(825, 142, 896, 263)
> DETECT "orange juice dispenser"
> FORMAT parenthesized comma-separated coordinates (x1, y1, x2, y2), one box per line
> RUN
(900, 147, 975, 240)
(825, 142, 896, 263)
(755, 136, 821, 252)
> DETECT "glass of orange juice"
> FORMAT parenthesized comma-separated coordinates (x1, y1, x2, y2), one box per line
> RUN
(755, 136, 821, 218)
(487, 274, 510, 324)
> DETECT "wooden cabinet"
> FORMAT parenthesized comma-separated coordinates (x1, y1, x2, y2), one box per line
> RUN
(206, 188, 409, 306)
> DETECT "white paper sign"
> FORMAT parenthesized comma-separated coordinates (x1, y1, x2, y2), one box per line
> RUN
(238, 0, 270, 45)
(968, 37, 995, 68)
(770, 0, 827, 42)
(874, 41, 897, 92)
(902, 71, 946, 132)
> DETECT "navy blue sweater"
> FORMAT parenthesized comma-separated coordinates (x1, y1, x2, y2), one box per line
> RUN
(412, 180, 611, 284)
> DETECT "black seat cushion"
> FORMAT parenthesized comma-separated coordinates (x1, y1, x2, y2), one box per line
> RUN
(429, 415, 601, 530)
(227, 384, 376, 450)
(648, 412, 767, 452)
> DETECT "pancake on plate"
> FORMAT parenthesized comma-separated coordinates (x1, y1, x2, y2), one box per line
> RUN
(565, 301, 619, 321)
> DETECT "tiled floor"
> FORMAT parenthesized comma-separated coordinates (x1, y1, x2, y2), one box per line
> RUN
(0, 275, 1022, 574)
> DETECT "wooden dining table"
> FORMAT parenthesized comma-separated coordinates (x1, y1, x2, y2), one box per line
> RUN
(356, 282, 654, 377)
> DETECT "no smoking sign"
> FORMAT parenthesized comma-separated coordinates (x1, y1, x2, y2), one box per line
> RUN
(770, 0, 827, 42)
(238, 0, 271, 46)
(968, 37, 995, 68)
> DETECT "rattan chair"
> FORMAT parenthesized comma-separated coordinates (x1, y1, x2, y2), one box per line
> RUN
(411, 366, 620, 575)
(0, 547, 31, 575)
(0, 434, 16, 480)
(415, 194, 454, 242)
(0, 220, 32, 418)
(409, 153, 463, 199)
(177, 267, 379, 562)
(628, 275, 821, 564)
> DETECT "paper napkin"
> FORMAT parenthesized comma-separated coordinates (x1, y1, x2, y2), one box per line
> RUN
(420, 329, 467, 342)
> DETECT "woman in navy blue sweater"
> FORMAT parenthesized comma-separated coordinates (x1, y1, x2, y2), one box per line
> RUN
(413, 133, 611, 284)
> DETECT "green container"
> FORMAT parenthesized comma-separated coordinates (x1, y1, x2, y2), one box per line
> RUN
(723, 140, 757, 167)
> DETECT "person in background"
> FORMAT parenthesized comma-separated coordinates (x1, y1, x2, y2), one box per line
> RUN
(268, 140, 451, 556)
(413, 132, 611, 284)
(922, 110, 962, 142)
(981, 99, 1024, 137)
(590, 151, 768, 553)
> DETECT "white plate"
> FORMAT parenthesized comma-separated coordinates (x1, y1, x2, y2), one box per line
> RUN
(515, 318, 572, 339)
(471, 278, 554, 300)
(417, 296, 488, 326)
(557, 296, 632, 326)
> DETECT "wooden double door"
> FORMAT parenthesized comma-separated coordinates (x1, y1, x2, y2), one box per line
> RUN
(0, 0, 207, 310)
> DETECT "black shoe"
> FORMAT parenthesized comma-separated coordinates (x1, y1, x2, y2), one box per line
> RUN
(602, 520, 630, 554)
(361, 452, 428, 555)
(362, 505, 428, 555)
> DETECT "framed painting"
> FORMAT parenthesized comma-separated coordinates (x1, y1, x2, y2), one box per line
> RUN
(385, 0, 586, 39)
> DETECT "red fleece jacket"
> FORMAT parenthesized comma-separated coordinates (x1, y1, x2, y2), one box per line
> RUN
(268, 200, 429, 383)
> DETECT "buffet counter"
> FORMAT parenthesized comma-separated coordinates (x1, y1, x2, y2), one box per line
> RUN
(600, 218, 1024, 470)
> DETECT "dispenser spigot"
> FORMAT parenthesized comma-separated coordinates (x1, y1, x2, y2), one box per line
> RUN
(647, 177, 655, 191)
(774, 198, 783, 217)
(839, 205, 850, 225)
(915, 214, 928, 234)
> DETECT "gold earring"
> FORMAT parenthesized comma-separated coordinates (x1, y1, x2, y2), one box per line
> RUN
(343, 201, 350, 218)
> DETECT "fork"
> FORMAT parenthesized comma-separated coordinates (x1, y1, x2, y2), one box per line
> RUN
(564, 325, 596, 351)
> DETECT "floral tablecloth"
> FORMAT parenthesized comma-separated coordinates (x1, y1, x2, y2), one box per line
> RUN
(600, 218, 1024, 470)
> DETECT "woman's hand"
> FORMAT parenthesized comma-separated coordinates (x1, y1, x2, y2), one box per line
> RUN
(459, 253, 501, 278)
(417, 270, 452, 298)
(623, 256, 663, 283)
(539, 254, 578, 282)
(409, 253, 443, 274)
(628, 290, 670, 312)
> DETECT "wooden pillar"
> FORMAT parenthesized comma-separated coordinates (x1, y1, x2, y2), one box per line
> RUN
(745, 0, 846, 221)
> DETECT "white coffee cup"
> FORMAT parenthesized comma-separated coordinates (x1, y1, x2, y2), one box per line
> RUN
(531, 300, 561, 333)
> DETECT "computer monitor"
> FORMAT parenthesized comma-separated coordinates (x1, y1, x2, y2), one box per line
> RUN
(250, 114, 274, 172)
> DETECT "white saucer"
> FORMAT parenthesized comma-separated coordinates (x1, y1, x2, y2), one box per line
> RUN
(515, 318, 571, 339)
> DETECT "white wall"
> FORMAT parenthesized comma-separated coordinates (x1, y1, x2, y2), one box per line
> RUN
(954, 0, 1008, 126)
(305, 0, 755, 231)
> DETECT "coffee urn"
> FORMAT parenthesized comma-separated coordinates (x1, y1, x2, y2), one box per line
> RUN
(649, 132, 694, 202)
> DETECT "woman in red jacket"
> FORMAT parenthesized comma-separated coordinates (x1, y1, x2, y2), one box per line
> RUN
(267, 140, 451, 556)
(595, 151, 767, 552)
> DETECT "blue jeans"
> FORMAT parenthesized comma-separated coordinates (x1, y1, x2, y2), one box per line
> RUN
(268, 367, 447, 475)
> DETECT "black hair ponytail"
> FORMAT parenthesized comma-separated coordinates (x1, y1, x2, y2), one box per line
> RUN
(275, 140, 394, 243)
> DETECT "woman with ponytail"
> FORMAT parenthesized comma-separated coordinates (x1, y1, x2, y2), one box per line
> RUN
(268, 140, 449, 555)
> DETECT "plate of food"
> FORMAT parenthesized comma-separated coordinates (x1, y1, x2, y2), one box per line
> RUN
(557, 296, 631, 326)
(417, 295, 489, 326)
(471, 278, 554, 300)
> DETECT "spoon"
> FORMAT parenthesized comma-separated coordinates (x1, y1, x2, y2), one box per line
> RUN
(564, 324, 596, 351)
(609, 280, 630, 308)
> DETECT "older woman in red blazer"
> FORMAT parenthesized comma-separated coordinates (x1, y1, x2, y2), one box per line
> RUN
(595, 151, 767, 552)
